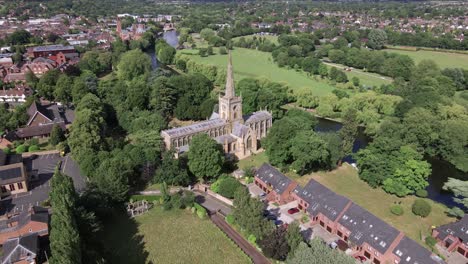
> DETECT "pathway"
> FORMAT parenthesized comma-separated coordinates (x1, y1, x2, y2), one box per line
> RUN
(210, 213, 270, 264)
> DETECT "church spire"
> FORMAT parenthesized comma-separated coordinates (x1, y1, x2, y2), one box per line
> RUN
(225, 52, 235, 98)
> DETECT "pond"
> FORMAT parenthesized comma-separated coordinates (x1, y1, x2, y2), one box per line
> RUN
(148, 31, 179, 70)
(315, 117, 468, 208)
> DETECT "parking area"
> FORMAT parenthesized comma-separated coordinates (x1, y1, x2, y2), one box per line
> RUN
(0, 153, 86, 215)
(247, 183, 264, 198)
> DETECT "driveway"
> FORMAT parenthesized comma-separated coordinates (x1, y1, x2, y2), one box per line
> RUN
(266, 201, 300, 224)
(195, 192, 232, 215)
(248, 183, 264, 198)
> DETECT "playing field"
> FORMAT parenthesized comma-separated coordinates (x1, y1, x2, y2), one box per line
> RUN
(180, 48, 336, 97)
(232, 34, 279, 45)
(386, 49, 468, 70)
(101, 207, 251, 264)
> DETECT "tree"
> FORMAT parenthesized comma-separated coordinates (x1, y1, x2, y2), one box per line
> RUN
(37, 69, 60, 100)
(412, 199, 432, 217)
(233, 187, 274, 239)
(443, 178, 468, 218)
(157, 44, 176, 65)
(153, 150, 190, 186)
(318, 132, 342, 169)
(200, 28, 215, 41)
(217, 177, 243, 199)
(367, 29, 387, 50)
(93, 157, 131, 203)
(117, 49, 151, 81)
(54, 74, 73, 104)
(260, 226, 290, 260)
(318, 64, 328, 78)
(49, 169, 81, 264)
(49, 124, 65, 146)
(188, 134, 225, 181)
(382, 157, 431, 197)
(352, 77, 360, 87)
(286, 240, 355, 264)
(290, 131, 330, 175)
(339, 108, 358, 163)
(286, 222, 303, 257)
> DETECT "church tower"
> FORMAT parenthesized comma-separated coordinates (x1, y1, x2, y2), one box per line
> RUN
(219, 52, 243, 124)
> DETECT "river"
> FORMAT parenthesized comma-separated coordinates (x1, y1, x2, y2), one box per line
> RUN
(148, 31, 179, 70)
(315, 118, 468, 208)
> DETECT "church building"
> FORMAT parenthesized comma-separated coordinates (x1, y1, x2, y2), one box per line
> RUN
(161, 54, 273, 159)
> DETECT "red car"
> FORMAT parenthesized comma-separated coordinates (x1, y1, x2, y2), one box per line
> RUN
(287, 208, 300, 214)
(354, 256, 367, 262)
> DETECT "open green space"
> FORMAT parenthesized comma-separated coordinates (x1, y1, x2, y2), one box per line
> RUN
(238, 154, 453, 247)
(232, 34, 279, 45)
(386, 48, 468, 70)
(101, 207, 251, 264)
(323, 62, 392, 87)
(179, 48, 336, 97)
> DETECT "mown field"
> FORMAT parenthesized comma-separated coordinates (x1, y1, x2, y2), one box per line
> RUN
(232, 34, 279, 45)
(179, 48, 336, 97)
(239, 153, 454, 248)
(102, 207, 251, 264)
(386, 48, 468, 70)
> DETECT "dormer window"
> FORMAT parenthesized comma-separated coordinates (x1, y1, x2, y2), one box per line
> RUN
(405, 256, 411, 261)
(396, 250, 403, 256)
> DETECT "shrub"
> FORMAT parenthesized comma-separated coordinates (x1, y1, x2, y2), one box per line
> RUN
(130, 195, 161, 202)
(210, 179, 222, 193)
(219, 47, 227, 55)
(191, 207, 196, 214)
(245, 177, 253, 184)
(197, 207, 207, 219)
(425, 236, 437, 248)
(2, 148, 11, 154)
(181, 191, 195, 208)
(248, 234, 257, 244)
(412, 199, 432, 217)
(28, 145, 39, 152)
(390, 205, 404, 216)
(218, 177, 243, 199)
(15, 144, 27, 154)
(416, 189, 428, 198)
(171, 193, 183, 209)
(226, 214, 235, 225)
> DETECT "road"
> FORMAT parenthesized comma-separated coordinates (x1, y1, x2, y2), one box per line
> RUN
(194, 191, 232, 215)
(210, 213, 270, 264)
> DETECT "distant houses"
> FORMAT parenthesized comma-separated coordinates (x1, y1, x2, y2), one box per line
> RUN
(254, 163, 444, 264)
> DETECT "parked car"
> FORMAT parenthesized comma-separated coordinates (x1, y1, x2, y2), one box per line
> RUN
(287, 207, 300, 214)
(354, 255, 367, 262)
(263, 210, 270, 217)
(259, 192, 266, 198)
(274, 219, 283, 226)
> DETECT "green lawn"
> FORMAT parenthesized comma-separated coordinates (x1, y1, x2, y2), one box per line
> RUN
(101, 207, 251, 264)
(385, 49, 468, 70)
(323, 62, 392, 87)
(232, 34, 279, 45)
(238, 154, 454, 247)
(179, 48, 336, 97)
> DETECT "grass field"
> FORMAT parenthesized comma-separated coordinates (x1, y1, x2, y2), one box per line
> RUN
(386, 48, 468, 70)
(232, 34, 279, 45)
(323, 62, 392, 87)
(238, 154, 454, 247)
(102, 207, 251, 264)
(179, 48, 336, 97)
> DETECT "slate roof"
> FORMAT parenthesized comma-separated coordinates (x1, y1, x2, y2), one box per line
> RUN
(15, 122, 66, 139)
(232, 123, 249, 138)
(0, 163, 26, 185)
(31, 44, 75, 52)
(255, 163, 293, 195)
(2, 233, 38, 264)
(162, 118, 226, 138)
(215, 134, 236, 144)
(0, 206, 48, 234)
(244, 111, 272, 124)
(27, 102, 64, 125)
(295, 179, 350, 221)
(435, 214, 468, 244)
(393, 236, 442, 264)
(338, 203, 400, 254)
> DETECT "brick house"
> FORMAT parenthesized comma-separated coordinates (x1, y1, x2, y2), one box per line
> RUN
(27, 44, 77, 60)
(254, 163, 297, 205)
(0, 207, 49, 245)
(256, 163, 444, 264)
(7, 102, 69, 140)
(432, 215, 468, 259)
(0, 163, 28, 197)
